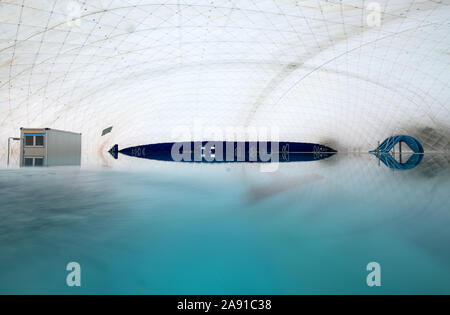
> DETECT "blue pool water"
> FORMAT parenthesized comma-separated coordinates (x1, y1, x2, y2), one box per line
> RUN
(0, 153, 449, 294)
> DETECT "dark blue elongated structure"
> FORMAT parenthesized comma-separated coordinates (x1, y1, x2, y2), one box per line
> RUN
(110, 141, 336, 163)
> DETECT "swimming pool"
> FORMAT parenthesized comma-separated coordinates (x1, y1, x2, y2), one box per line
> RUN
(0, 153, 449, 294)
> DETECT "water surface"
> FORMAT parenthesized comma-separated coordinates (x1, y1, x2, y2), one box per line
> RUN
(0, 154, 449, 294)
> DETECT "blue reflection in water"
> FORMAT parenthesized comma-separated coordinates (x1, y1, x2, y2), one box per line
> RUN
(374, 153, 424, 170)
(0, 154, 449, 294)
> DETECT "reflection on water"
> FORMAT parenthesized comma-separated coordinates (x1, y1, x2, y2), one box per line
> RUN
(0, 154, 449, 294)
(373, 153, 424, 170)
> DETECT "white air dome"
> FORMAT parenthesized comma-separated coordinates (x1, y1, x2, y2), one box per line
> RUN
(1, 0, 449, 166)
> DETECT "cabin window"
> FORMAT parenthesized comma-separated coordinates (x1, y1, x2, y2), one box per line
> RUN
(34, 158, 44, 167)
(35, 136, 44, 146)
(24, 158, 33, 167)
(25, 136, 34, 146)
(24, 157, 44, 167)
(24, 135, 45, 146)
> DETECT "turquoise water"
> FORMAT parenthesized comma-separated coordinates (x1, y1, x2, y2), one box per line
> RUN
(0, 154, 450, 294)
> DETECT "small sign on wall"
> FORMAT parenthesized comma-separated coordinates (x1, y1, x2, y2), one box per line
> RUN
(102, 126, 113, 136)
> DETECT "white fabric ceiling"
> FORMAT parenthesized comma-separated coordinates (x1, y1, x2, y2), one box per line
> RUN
(1, 0, 450, 164)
